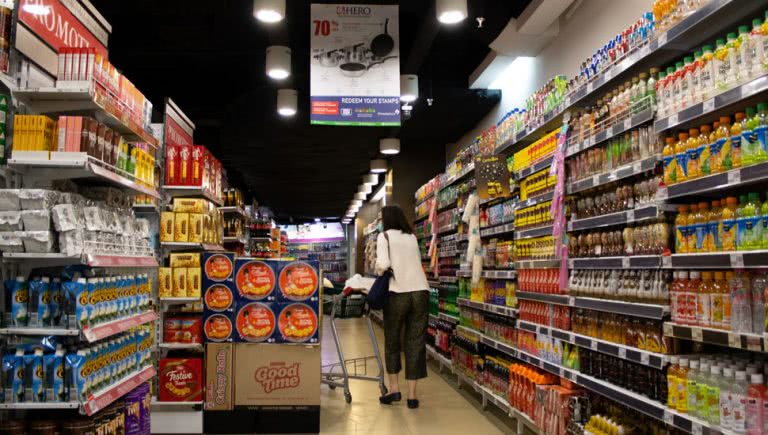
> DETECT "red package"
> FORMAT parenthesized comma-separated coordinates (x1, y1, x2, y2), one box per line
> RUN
(159, 358, 203, 402)
(179, 144, 193, 185)
(164, 316, 202, 344)
(165, 144, 180, 185)
(191, 145, 204, 186)
(163, 318, 181, 343)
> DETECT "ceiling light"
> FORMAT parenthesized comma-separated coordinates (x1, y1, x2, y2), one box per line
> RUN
(22, 4, 51, 15)
(354, 192, 366, 201)
(363, 174, 378, 185)
(254, 0, 285, 23)
(359, 184, 372, 194)
(370, 159, 387, 173)
(314, 218, 321, 223)
(380, 138, 400, 155)
(400, 75, 418, 102)
(351, 199, 362, 207)
(436, 0, 467, 24)
(277, 89, 297, 116)
(266, 46, 291, 80)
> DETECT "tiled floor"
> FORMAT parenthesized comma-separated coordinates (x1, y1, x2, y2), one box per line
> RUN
(319, 315, 515, 435)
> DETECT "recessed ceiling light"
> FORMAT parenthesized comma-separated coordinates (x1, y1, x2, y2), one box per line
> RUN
(314, 218, 321, 223)
(266, 46, 291, 80)
(254, 0, 285, 23)
(277, 89, 297, 116)
(363, 174, 378, 185)
(400, 75, 418, 102)
(436, 0, 467, 24)
(370, 159, 387, 173)
(380, 138, 400, 155)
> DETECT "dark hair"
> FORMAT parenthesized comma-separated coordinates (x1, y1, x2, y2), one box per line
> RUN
(381, 205, 413, 234)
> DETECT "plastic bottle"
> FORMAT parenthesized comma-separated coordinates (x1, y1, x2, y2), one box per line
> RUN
(689, 271, 702, 327)
(688, 359, 701, 416)
(663, 136, 677, 185)
(696, 202, 710, 252)
(724, 196, 740, 251)
(709, 200, 723, 252)
(711, 270, 726, 328)
(738, 26, 752, 83)
(678, 357, 690, 412)
(750, 193, 762, 249)
(699, 271, 714, 327)
(723, 271, 735, 330)
(671, 271, 681, 323)
(676, 131, 690, 182)
(722, 367, 735, 429)
(699, 124, 713, 176)
(727, 32, 742, 87)
(687, 204, 700, 254)
(657, 70, 669, 117)
(669, 355, 680, 409)
(732, 270, 753, 333)
(718, 116, 734, 171)
(715, 38, 731, 91)
(747, 373, 766, 435)
(700, 44, 716, 100)
(758, 103, 768, 161)
(708, 364, 722, 426)
(750, 19, 766, 80)
(647, 67, 659, 112)
(733, 370, 749, 434)
(672, 62, 684, 114)
(687, 128, 701, 179)
(743, 107, 760, 166)
(732, 112, 745, 169)
(697, 361, 711, 420)
(762, 193, 768, 248)
(676, 205, 690, 253)
(680, 57, 693, 109)
(690, 51, 702, 105)
(681, 271, 695, 325)
(710, 120, 721, 173)
(751, 271, 767, 334)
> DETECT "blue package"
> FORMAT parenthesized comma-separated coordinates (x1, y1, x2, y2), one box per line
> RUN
(49, 278, 62, 327)
(24, 349, 44, 402)
(5, 350, 24, 403)
(44, 349, 66, 402)
(36, 278, 52, 327)
(87, 278, 99, 326)
(7, 277, 28, 327)
(63, 278, 88, 329)
(66, 350, 88, 402)
(27, 278, 42, 327)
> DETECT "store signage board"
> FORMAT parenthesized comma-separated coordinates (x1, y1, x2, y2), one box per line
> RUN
(474, 155, 511, 200)
(164, 98, 195, 147)
(310, 4, 400, 126)
(282, 223, 345, 243)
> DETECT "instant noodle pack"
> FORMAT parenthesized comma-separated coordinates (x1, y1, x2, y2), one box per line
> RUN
(201, 253, 320, 345)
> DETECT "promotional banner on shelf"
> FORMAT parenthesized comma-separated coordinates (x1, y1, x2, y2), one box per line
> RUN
(474, 155, 511, 200)
(309, 4, 401, 126)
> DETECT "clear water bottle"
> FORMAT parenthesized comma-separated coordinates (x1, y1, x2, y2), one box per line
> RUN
(731, 270, 753, 333)
(751, 271, 767, 333)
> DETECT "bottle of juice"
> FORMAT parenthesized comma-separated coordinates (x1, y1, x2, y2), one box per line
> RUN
(676, 131, 690, 182)
(690, 271, 702, 326)
(698, 361, 711, 420)
(690, 51, 702, 105)
(687, 128, 701, 179)
(700, 44, 716, 100)
(750, 19, 765, 80)
(677, 271, 691, 324)
(717, 116, 733, 172)
(723, 196, 739, 251)
(688, 360, 701, 414)
(657, 70, 668, 117)
(748, 193, 762, 249)
(680, 57, 693, 109)
(746, 373, 765, 435)
(757, 103, 768, 159)
(727, 32, 741, 86)
(678, 358, 690, 412)
(711, 270, 725, 328)
(695, 202, 710, 252)
(743, 107, 759, 166)
(648, 67, 659, 112)
(722, 271, 734, 330)
(715, 39, 731, 91)
(708, 365, 722, 426)
(668, 356, 679, 408)
(699, 124, 713, 176)
(687, 203, 700, 254)
(699, 272, 714, 327)
(676, 205, 690, 253)
(733, 370, 749, 433)
(738, 26, 751, 83)
(663, 136, 677, 185)
(737, 195, 748, 250)
(762, 11, 768, 72)
(709, 200, 723, 251)
(672, 62, 684, 114)
(732, 112, 745, 169)
(762, 193, 768, 249)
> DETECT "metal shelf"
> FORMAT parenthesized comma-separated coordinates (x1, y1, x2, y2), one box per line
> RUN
(568, 155, 660, 194)
(661, 161, 768, 200)
(480, 222, 515, 238)
(515, 291, 570, 305)
(162, 185, 224, 206)
(160, 297, 201, 305)
(217, 206, 249, 219)
(222, 236, 247, 244)
(572, 297, 669, 320)
(82, 310, 157, 343)
(481, 270, 516, 280)
(663, 322, 765, 353)
(438, 312, 459, 323)
(161, 242, 224, 252)
(516, 191, 554, 209)
(567, 204, 663, 232)
(514, 259, 561, 269)
(457, 298, 517, 317)
(568, 255, 663, 269)
(0, 327, 79, 336)
(668, 250, 768, 268)
(514, 225, 554, 240)
(1, 252, 158, 268)
(513, 156, 553, 180)
(83, 366, 156, 415)
(0, 402, 79, 409)
(566, 108, 655, 157)
(158, 342, 203, 351)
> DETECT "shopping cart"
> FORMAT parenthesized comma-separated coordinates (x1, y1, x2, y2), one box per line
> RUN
(321, 279, 387, 404)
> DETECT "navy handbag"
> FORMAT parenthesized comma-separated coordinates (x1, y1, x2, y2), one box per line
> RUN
(367, 233, 392, 310)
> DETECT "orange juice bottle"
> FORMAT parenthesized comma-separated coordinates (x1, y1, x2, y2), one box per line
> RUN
(676, 205, 690, 253)
(698, 271, 714, 327)
(731, 112, 745, 169)
(699, 125, 712, 176)
(722, 271, 734, 329)
(711, 271, 726, 328)
(686, 128, 701, 179)
(722, 196, 739, 251)
(708, 200, 723, 251)
(663, 136, 677, 185)
(676, 132, 690, 182)
(686, 203, 700, 252)
(716, 116, 732, 172)
(696, 202, 710, 252)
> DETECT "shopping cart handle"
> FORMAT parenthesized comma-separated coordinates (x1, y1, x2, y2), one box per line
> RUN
(343, 287, 368, 297)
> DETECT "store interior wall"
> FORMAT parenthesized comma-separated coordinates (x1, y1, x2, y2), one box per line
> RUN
(355, 199, 383, 275)
(445, 0, 653, 159)
(391, 140, 447, 223)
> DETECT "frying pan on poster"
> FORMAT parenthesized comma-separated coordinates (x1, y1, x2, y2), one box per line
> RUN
(339, 55, 397, 78)
(370, 18, 394, 58)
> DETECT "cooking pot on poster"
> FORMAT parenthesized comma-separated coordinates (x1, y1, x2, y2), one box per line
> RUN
(339, 55, 398, 78)
(314, 49, 341, 67)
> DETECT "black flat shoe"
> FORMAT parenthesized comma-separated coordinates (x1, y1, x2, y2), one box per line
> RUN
(379, 392, 401, 404)
(407, 399, 419, 409)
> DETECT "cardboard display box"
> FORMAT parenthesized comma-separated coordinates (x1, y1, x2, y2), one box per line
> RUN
(234, 344, 320, 407)
(205, 343, 234, 411)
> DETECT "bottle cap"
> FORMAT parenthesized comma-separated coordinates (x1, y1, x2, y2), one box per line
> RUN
(736, 370, 747, 381)
(746, 107, 756, 117)
(689, 128, 699, 136)
(675, 61, 684, 69)
(753, 374, 764, 384)
(716, 39, 725, 47)
(650, 67, 659, 74)
(667, 66, 675, 75)
(680, 358, 689, 367)
(640, 72, 648, 79)
(679, 271, 689, 279)
(703, 44, 713, 52)
(684, 56, 693, 64)
(739, 25, 749, 34)
(690, 360, 699, 369)
(753, 18, 763, 28)
(694, 50, 702, 58)
(749, 192, 760, 202)
(701, 125, 711, 133)
(678, 205, 689, 213)
(679, 132, 688, 141)
(714, 271, 725, 280)
(670, 356, 679, 364)
(726, 196, 738, 206)
(727, 33, 737, 40)
(736, 112, 746, 121)
(720, 116, 731, 124)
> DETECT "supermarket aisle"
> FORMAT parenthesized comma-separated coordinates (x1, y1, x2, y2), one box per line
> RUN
(319, 315, 513, 435)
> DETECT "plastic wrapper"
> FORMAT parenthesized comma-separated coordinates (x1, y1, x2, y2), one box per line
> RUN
(20, 231, 55, 253)
(0, 189, 20, 211)
(0, 211, 22, 231)
(59, 230, 84, 257)
(136, 218, 150, 239)
(117, 213, 133, 236)
(51, 204, 81, 232)
(21, 210, 50, 231)
(19, 190, 59, 210)
(83, 206, 106, 231)
(0, 232, 23, 253)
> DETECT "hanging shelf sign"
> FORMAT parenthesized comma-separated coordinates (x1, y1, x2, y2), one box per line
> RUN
(310, 4, 401, 126)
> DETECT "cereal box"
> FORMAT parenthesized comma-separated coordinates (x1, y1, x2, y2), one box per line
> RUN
(172, 268, 188, 297)
(158, 268, 173, 298)
(234, 258, 277, 302)
(202, 252, 234, 284)
(158, 358, 203, 402)
(205, 343, 233, 410)
(203, 282, 234, 312)
(173, 198, 206, 214)
(277, 260, 319, 303)
(170, 253, 200, 268)
(189, 213, 204, 243)
(174, 212, 189, 242)
(160, 212, 174, 242)
(203, 310, 234, 342)
(187, 268, 201, 298)
(273, 301, 320, 344)
(234, 300, 277, 343)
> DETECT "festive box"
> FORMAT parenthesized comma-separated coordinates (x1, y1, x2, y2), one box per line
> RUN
(233, 300, 277, 343)
(276, 260, 319, 303)
(158, 358, 203, 402)
(202, 252, 235, 285)
(234, 258, 277, 302)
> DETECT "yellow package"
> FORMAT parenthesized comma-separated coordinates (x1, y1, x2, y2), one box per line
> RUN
(186, 267, 201, 298)
(173, 198, 206, 213)
(170, 253, 200, 268)
(172, 268, 188, 297)
(174, 212, 189, 242)
(189, 213, 204, 243)
(158, 267, 173, 298)
(160, 212, 175, 242)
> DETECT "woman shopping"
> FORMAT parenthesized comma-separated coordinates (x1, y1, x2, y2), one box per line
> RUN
(375, 205, 430, 409)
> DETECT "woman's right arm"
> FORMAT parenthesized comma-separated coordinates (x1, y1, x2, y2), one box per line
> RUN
(375, 232, 391, 275)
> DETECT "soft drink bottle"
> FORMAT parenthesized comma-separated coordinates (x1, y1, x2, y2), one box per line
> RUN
(746, 373, 766, 435)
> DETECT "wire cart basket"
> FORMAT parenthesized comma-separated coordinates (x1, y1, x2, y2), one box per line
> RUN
(321, 287, 386, 403)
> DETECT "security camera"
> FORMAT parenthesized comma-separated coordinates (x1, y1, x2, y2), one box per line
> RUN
(427, 98, 433, 106)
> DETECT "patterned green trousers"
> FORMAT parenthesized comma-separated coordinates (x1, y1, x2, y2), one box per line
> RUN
(383, 290, 430, 380)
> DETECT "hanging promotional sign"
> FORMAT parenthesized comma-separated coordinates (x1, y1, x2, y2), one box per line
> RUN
(18, 0, 108, 56)
(310, 4, 400, 126)
(474, 156, 511, 200)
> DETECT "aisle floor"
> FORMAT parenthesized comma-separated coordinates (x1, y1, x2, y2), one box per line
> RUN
(319, 315, 514, 435)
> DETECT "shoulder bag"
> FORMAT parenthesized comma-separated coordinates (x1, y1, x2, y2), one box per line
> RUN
(367, 232, 393, 310)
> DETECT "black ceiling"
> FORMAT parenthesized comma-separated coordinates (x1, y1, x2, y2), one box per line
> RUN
(90, 0, 527, 219)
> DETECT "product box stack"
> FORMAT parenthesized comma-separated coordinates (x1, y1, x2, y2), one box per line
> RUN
(158, 253, 202, 299)
(201, 253, 322, 411)
(164, 144, 224, 203)
(160, 198, 223, 245)
(533, 384, 585, 435)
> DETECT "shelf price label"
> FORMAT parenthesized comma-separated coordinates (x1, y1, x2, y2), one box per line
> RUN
(641, 352, 650, 365)
(626, 209, 635, 222)
(727, 170, 741, 185)
(663, 410, 674, 426)
(668, 113, 679, 126)
(663, 322, 674, 337)
(624, 118, 632, 130)
(728, 333, 741, 348)
(731, 253, 745, 268)
(691, 423, 702, 435)
(618, 347, 627, 359)
(691, 327, 703, 342)
(590, 341, 598, 351)
(703, 98, 715, 113)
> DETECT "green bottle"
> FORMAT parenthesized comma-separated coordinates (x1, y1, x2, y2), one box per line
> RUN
(757, 103, 768, 162)
(743, 107, 758, 166)
(737, 195, 748, 250)
(761, 192, 768, 249)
